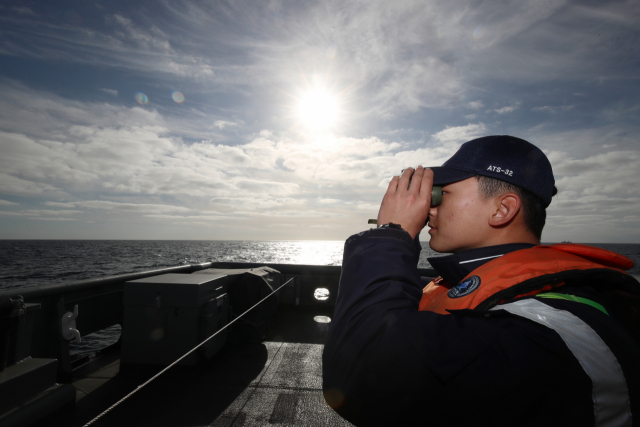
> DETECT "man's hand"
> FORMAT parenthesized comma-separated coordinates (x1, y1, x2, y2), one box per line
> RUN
(377, 166, 433, 239)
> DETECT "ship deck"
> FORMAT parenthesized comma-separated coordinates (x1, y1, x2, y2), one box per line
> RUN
(36, 305, 352, 427)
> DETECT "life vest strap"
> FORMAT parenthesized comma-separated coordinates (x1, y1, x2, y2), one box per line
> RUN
(537, 292, 609, 316)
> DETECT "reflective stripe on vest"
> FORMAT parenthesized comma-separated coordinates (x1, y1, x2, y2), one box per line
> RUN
(491, 298, 632, 427)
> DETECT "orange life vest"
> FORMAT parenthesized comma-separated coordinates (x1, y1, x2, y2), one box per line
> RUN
(419, 243, 635, 314)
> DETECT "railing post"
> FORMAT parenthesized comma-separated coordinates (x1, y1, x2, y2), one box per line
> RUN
(56, 297, 72, 383)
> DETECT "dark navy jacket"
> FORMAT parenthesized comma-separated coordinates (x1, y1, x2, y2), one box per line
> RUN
(322, 228, 640, 426)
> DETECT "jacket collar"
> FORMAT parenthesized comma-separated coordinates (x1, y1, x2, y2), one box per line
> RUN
(428, 243, 537, 285)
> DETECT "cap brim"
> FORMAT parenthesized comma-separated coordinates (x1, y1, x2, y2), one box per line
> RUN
(429, 167, 477, 186)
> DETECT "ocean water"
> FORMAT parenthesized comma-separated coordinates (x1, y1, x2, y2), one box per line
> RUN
(1, 240, 638, 357)
(0, 239, 446, 291)
(1, 240, 638, 292)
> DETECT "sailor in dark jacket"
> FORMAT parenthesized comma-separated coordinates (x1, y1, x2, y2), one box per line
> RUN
(322, 136, 640, 427)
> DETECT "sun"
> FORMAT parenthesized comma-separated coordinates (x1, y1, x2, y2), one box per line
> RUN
(297, 87, 339, 130)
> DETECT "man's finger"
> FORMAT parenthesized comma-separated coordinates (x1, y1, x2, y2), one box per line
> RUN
(420, 167, 434, 198)
(398, 167, 414, 193)
(386, 175, 400, 195)
(409, 166, 424, 194)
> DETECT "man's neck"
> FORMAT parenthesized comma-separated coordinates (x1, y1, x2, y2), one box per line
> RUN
(428, 243, 537, 285)
(467, 233, 539, 251)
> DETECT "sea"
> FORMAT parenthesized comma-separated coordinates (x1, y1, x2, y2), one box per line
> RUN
(1, 240, 639, 357)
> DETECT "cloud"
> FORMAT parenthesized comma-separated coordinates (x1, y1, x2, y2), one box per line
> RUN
(0, 11, 215, 78)
(550, 150, 640, 197)
(209, 197, 304, 212)
(532, 105, 575, 113)
(101, 88, 118, 96)
(0, 172, 63, 196)
(542, 148, 640, 241)
(432, 123, 487, 145)
(111, 14, 172, 53)
(449, 1, 639, 83)
(143, 213, 226, 221)
(1, 72, 637, 241)
(22, 209, 84, 216)
(256, 209, 347, 218)
(0, 199, 18, 206)
(0, 80, 164, 141)
(357, 203, 379, 210)
(212, 120, 238, 130)
(0, 207, 83, 222)
(2, 0, 638, 121)
(44, 201, 191, 213)
(187, 1, 466, 116)
(0, 211, 79, 221)
(494, 103, 520, 114)
(232, 179, 299, 195)
(0, 80, 464, 236)
(0, 78, 478, 224)
(317, 198, 342, 205)
(11, 7, 35, 15)
(143, 208, 346, 222)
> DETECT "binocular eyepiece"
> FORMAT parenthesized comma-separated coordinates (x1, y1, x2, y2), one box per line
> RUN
(429, 186, 442, 207)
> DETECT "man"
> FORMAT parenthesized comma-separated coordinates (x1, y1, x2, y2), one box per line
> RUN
(323, 135, 639, 426)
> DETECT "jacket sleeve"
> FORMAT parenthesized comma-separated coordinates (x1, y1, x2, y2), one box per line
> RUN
(322, 228, 446, 425)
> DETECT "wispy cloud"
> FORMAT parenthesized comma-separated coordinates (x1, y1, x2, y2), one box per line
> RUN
(0, 208, 82, 223)
(212, 120, 238, 130)
(0, 199, 18, 206)
(0, 11, 215, 78)
(10, 7, 35, 16)
(432, 123, 487, 145)
(532, 105, 575, 113)
(44, 201, 191, 214)
(494, 102, 520, 114)
(101, 88, 118, 96)
(22, 209, 84, 216)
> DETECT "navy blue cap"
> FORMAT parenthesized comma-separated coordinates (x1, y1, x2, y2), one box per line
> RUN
(430, 135, 556, 207)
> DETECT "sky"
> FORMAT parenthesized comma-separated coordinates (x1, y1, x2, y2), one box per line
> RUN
(0, 0, 639, 243)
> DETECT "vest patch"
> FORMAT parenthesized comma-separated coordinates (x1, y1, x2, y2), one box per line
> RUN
(448, 275, 481, 299)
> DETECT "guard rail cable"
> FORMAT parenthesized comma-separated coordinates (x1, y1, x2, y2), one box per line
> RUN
(83, 275, 296, 427)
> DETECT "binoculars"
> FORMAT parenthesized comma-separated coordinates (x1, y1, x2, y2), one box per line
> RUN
(403, 167, 442, 206)
(368, 168, 442, 225)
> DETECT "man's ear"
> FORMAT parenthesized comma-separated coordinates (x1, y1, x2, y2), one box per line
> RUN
(489, 193, 521, 227)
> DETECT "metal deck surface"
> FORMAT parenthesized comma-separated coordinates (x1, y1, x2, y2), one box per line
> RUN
(35, 306, 352, 427)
